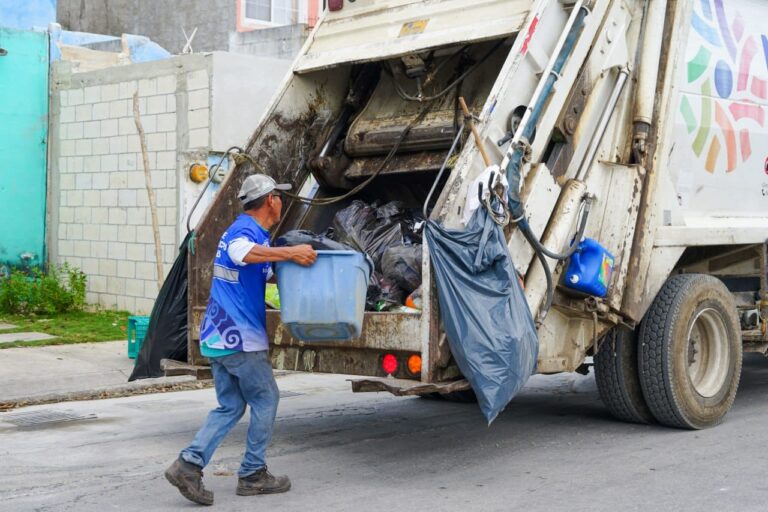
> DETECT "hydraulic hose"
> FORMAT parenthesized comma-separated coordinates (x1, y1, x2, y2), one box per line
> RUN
(521, 223, 554, 322)
(186, 146, 243, 233)
(499, 5, 590, 322)
(518, 195, 592, 261)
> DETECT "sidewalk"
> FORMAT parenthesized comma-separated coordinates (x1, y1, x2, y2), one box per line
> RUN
(0, 341, 198, 407)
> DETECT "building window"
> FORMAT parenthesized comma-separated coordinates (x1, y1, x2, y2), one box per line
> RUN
(239, 0, 294, 29)
(237, 0, 323, 31)
(245, 0, 272, 22)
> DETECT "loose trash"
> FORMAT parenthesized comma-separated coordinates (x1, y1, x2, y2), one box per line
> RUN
(372, 275, 405, 312)
(129, 232, 194, 381)
(405, 286, 422, 310)
(425, 207, 538, 424)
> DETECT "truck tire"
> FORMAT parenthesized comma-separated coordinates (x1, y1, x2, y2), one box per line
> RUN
(638, 274, 742, 429)
(594, 326, 655, 424)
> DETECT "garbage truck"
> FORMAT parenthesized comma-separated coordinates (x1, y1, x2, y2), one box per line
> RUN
(182, 0, 768, 429)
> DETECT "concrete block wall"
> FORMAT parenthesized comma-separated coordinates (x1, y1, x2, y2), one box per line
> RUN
(50, 55, 212, 313)
(49, 53, 288, 314)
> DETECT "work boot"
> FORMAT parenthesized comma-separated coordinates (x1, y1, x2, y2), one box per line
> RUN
(236, 467, 292, 496)
(164, 457, 214, 506)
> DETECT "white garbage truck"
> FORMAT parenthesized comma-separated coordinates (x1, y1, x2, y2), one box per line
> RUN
(185, 0, 768, 429)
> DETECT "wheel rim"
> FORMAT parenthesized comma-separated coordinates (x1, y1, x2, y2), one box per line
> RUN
(686, 308, 730, 398)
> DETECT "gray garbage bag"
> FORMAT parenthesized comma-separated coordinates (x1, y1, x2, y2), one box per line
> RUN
(425, 207, 538, 424)
(382, 244, 422, 294)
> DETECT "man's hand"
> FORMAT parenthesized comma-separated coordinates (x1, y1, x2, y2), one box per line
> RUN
(290, 244, 317, 266)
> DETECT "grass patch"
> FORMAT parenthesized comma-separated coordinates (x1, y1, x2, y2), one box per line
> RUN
(0, 310, 131, 349)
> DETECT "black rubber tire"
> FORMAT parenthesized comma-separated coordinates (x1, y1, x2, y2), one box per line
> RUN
(594, 326, 655, 424)
(638, 274, 742, 429)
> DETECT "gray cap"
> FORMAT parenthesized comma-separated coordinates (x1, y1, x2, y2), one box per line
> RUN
(238, 174, 292, 205)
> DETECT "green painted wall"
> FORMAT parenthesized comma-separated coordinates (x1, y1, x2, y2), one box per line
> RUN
(0, 28, 49, 272)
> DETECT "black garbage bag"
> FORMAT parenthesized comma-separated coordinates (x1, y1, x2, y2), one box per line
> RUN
(382, 244, 422, 294)
(366, 271, 383, 310)
(425, 207, 538, 424)
(332, 200, 404, 270)
(365, 272, 405, 311)
(373, 275, 405, 311)
(402, 210, 426, 245)
(276, 230, 354, 251)
(129, 232, 193, 381)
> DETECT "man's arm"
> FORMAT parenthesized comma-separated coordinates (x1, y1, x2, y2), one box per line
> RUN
(243, 243, 317, 266)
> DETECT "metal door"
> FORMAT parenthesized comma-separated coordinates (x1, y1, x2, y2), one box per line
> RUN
(0, 27, 49, 272)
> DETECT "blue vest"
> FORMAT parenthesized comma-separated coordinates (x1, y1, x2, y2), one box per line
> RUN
(199, 214, 271, 352)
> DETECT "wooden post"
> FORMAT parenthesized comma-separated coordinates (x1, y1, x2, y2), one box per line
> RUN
(458, 96, 492, 167)
(133, 91, 165, 291)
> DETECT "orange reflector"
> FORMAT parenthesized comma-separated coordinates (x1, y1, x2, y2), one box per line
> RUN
(407, 354, 422, 375)
(382, 353, 398, 375)
(189, 163, 209, 183)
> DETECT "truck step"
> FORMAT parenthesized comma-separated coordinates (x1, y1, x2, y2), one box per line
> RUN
(349, 377, 469, 396)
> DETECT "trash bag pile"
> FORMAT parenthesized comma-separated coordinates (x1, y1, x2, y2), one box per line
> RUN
(277, 199, 425, 312)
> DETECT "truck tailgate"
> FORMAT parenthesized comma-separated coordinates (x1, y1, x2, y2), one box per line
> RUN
(295, 0, 533, 73)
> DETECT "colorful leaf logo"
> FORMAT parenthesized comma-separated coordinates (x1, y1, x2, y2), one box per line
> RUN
(680, 0, 768, 173)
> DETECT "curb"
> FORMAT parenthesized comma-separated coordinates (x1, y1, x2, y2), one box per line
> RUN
(0, 370, 292, 411)
(0, 378, 213, 411)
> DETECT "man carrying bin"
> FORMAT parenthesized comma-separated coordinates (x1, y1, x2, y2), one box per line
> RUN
(165, 174, 316, 506)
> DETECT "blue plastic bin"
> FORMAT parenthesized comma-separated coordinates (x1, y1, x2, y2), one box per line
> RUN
(275, 251, 372, 341)
(127, 315, 150, 359)
(563, 238, 615, 297)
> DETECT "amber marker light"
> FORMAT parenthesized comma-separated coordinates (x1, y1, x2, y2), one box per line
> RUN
(407, 354, 422, 376)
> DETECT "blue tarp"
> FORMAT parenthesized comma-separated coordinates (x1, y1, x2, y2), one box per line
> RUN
(425, 208, 538, 424)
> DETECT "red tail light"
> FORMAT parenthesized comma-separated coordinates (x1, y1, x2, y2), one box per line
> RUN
(329, 0, 343, 11)
(382, 354, 398, 375)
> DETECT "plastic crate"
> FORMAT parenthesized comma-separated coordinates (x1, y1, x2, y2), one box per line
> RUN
(275, 251, 372, 341)
(127, 316, 151, 359)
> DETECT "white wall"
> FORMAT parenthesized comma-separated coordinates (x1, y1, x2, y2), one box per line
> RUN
(49, 53, 288, 314)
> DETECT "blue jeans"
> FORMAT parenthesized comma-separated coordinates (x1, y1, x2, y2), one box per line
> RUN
(180, 350, 279, 478)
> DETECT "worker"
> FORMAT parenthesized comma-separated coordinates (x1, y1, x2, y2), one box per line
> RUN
(165, 173, 317, 506)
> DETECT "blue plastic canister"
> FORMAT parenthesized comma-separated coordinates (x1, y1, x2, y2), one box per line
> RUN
(563, 238, 615, 298)
(275, 251, 372, 341)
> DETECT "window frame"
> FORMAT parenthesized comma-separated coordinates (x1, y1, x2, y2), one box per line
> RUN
(238, 0, 280, 30)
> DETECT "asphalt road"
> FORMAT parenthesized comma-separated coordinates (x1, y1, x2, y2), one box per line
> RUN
(2, 355, 768, 512)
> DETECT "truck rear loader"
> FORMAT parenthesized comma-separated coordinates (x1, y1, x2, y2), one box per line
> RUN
(184, 0, 768, 429)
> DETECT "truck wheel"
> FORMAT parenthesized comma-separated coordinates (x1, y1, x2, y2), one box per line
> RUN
(594, 326, 655, 424)
(638, 274, 742, 429)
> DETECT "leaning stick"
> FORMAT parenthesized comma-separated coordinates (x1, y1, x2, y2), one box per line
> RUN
(458, 96, 492, 167)
(133, 91, 165, 291)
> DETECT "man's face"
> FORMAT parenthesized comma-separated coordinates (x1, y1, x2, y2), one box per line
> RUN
(266, 193, 283, 228)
